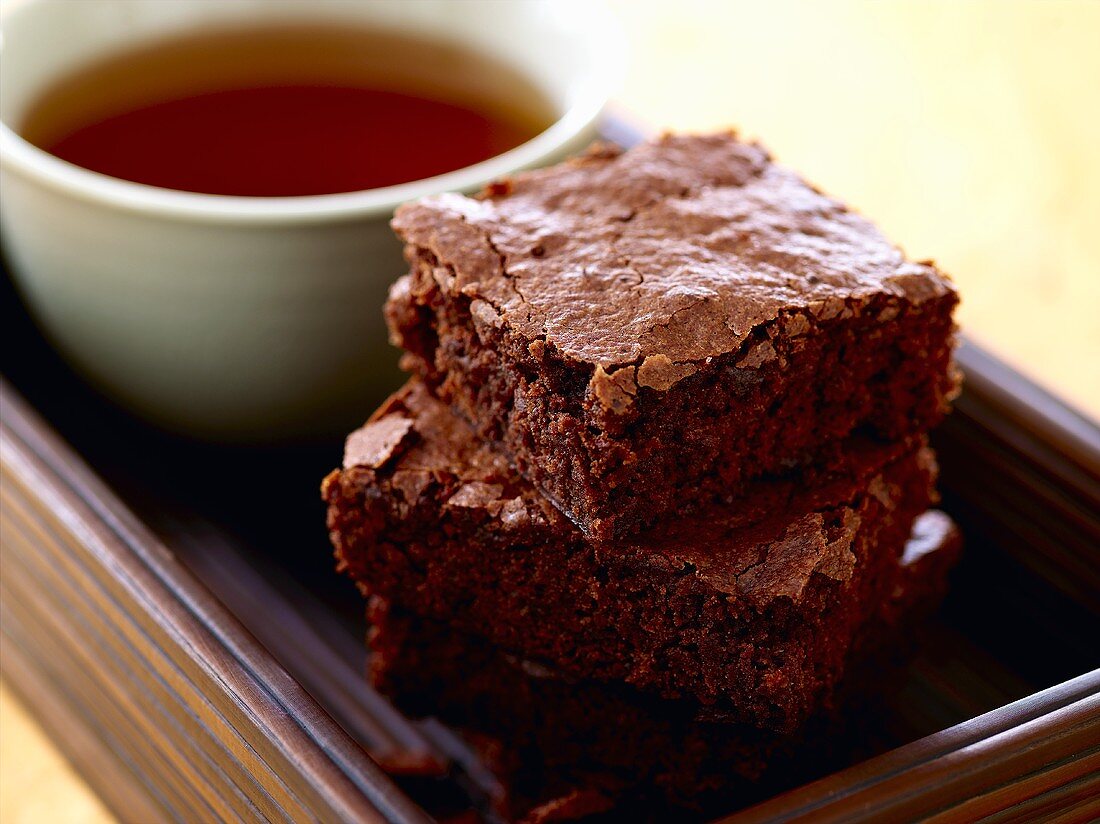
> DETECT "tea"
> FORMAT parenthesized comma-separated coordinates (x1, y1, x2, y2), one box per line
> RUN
(20, 25, 555, 196)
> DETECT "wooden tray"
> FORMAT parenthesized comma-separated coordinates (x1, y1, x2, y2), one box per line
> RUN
(2, 121, 1099, 823)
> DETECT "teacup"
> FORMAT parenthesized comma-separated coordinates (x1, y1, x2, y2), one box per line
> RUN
(0, 0, 621, 439)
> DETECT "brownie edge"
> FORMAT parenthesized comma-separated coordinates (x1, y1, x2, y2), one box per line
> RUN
(388, 133, 958, 541)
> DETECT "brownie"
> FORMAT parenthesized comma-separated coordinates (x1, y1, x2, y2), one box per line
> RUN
(323, 381, 938, 732)
(387, 133, 959, 542)
(368, 511, 962, 822)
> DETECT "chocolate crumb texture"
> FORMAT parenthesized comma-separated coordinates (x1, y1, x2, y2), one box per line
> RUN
(325, 381, 938, 732)
(365, 511, 961, 819)
(322, 132, 964, 820)
(387, 133, 959, 541)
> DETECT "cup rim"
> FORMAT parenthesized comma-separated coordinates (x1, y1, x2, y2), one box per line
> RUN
(0, 0, 623, 226)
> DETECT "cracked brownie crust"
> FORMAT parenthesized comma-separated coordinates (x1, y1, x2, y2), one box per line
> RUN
(323, 381, 938, 732)
(387, 133, 959, 542)
(367, 512, 961, 820)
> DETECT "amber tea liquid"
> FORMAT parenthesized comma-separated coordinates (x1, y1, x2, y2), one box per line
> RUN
(20, 26, 555, 196)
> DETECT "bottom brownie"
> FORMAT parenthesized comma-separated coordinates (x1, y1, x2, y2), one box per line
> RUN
(369, 511, 961, 823)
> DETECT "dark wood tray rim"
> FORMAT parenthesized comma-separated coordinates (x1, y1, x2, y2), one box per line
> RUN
(2, 384, 432, 824)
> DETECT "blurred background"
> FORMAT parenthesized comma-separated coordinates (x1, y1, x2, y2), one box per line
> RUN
(608, 0, 1100, 418)
(2, 1, 1097, 821)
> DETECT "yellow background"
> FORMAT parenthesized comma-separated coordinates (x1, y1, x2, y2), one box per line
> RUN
(2, 2, 1097, 821)
(611, 0, 1100, 418)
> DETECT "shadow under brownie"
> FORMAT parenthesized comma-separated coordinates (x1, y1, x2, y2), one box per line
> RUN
(387, 133, 958, 543)
(324, 380, 938, 733)
(368, 511, 962, 822)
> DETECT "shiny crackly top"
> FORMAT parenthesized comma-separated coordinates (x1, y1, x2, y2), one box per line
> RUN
(391, 133, 955, 378)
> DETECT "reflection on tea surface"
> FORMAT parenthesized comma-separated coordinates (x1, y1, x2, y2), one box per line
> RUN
(21, 25, 555, 196)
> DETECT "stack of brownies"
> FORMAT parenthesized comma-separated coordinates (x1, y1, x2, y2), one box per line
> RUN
(323, 134, 962, 821)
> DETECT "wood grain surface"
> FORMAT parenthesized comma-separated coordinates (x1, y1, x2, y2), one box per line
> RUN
(3, 1, 1098, 820)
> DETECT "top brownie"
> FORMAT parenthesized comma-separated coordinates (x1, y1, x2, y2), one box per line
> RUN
(388, 133, 958, 542)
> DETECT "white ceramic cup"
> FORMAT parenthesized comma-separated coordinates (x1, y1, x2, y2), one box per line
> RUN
(0, 0, 621, 440)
